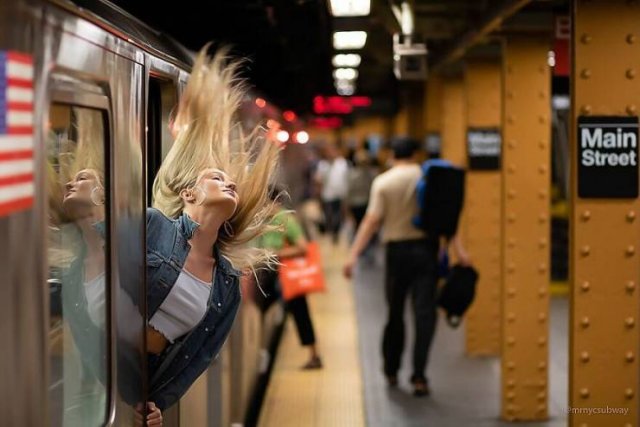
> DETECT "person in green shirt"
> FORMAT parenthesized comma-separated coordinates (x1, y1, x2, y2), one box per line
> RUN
(257, 187, 323, 370)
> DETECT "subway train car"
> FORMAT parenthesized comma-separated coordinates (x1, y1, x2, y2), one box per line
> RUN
(0, 0, 286, 426)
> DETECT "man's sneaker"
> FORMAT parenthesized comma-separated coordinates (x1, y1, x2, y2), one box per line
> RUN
(410, 375, 430, 397)
(385, 375, 398, 387)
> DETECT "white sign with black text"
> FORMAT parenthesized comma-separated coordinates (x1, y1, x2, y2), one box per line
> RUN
(425, 132, 441, 157)
(467, 128, 501, 170)
(578, 116, 638, 198)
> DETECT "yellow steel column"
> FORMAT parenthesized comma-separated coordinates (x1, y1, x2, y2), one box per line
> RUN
(393, 106, 409, 136)
(570, 1, 640, 426)
(441, 78, 466, 166)
(501, 38, 551, 421)
(425, 76, 442, 134)
(424, 76, 443, 158)
(464, 61, 502, 356)
(406, 84, 425, 140)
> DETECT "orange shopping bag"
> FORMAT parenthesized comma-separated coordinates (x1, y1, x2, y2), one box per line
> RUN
(278, 241, 326, 301)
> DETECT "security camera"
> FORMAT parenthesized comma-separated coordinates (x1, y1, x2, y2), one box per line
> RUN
(393, 33, 427, 81)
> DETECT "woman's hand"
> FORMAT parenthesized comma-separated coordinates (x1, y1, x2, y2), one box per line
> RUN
(147, 402, 163, 426)
(136, 402, 163, 426)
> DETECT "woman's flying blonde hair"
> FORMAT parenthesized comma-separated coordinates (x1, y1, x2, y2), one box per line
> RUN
(152, 45, 281, 271)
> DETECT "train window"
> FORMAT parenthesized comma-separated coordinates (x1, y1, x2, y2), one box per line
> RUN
(147, 77, 177, 205)
(46, 103, 109, 427)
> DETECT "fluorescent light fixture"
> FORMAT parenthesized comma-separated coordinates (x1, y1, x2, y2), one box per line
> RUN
(335, 78, 355, 89)
(333, 68, 359, 80)
(333, 54, 361, 68)
(329, 0, 370, 16)
(334, 78, 356, 95)
(337, 86, 355, 96)
(333, 31, 367, 50)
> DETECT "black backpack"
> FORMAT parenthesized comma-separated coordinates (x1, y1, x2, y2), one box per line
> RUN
(437, 264, 478, 327)
(413, 159, 465, 239)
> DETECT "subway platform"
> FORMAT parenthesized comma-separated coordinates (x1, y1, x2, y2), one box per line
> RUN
(258, 237, 569, 427)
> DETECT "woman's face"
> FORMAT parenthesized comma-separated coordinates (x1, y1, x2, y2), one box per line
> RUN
(63, 169, 104, 218)
(194, 168, 239, 219)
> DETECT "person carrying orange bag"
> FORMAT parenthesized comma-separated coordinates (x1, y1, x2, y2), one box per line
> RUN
(256, 187, 324, 370)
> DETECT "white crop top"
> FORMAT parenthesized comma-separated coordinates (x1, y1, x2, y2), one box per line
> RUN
(149, 269, 212, 343)
(84, 272, 106, 328)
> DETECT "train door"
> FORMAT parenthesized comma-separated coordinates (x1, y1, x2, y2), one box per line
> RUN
(145, 68, 179, 425)
(46, 83, 113, 427)
(44, 8, 146, 426)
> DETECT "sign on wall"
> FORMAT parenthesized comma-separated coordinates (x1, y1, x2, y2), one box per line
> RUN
(425, 132, 441, 158)
(578, 116, 639, 198)
(467, 128, 501, 170)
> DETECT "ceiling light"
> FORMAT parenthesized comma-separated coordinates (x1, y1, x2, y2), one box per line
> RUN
(547, 50, 556, 68)
(276, 130, 289, 143)
(295, 131, 310, 144)
(329, 0, 370, 17)
(333, 68, 359, 80)
(334, 79, 356, 96)
(333, 31, 367, 50)
(333, 54, 361, 68)
(337, 86, 355, 96)
(334, 79, 355, 89)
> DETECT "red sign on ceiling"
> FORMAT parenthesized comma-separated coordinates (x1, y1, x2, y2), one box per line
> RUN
(313, 96, 372, 115)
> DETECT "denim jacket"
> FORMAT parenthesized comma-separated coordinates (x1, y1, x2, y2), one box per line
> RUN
(146, 208, 241, 410)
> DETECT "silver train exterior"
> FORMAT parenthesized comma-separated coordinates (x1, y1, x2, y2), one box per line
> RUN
(0, 0, 286, 425)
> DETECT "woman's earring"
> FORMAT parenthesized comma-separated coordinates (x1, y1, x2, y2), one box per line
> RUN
(90, 187, 105, 206)
(223, 220, 235, 238)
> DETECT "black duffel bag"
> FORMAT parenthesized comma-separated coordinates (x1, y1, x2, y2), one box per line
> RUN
(437, 264, 478, 328)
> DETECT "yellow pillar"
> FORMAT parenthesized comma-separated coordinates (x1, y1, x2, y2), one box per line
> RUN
(407, 84, 425, 140)
(464, 60, 502, 356)
(570, 1, 640, 426)
(393, 106, 409, 137)
(501, 38, 551, 421)
(440, 78, 466, 166)
(424, 76, 443, 157)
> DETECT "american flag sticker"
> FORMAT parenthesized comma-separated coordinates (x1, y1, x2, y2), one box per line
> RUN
(0, 51, 34, 217)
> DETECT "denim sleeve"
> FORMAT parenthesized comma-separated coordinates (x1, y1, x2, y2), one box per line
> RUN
(152, 290, 242, 411)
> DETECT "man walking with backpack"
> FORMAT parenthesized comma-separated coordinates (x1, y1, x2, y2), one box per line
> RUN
(343, 137, 470, 396)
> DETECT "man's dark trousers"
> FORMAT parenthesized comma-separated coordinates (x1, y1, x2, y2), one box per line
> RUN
(382, 238, 439, 380)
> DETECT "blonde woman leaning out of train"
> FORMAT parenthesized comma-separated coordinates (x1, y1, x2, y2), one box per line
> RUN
(143, 46, 280, 425)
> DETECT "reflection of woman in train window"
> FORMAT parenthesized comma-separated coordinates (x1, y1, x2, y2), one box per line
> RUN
(62, 169, 106, 327)
(58, 167, 108, 426)
(144, 46, 280, 422)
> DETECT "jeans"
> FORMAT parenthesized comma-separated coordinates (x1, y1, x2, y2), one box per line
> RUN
(382, 238, 439, 380)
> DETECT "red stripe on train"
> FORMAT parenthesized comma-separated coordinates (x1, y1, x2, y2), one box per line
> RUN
(6, 102, 32, 111)
(0, 196, 33, 217)
(0, 173, 33, 187)
(7, 52, 33, 64)
(7, 126, 33, 135)
(0, 150, 33, 161)
(6, 78, 33, 89)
